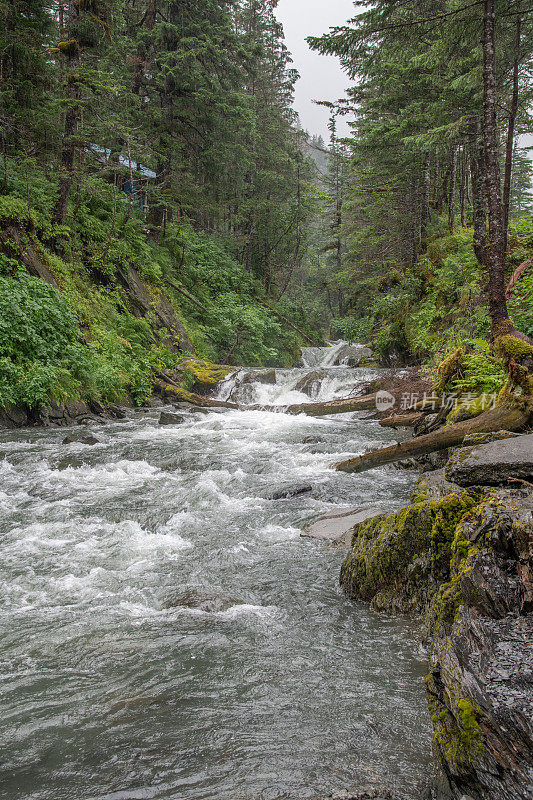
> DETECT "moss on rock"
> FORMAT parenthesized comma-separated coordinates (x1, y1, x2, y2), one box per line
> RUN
(179, 359, 233, 393)
(340, 492, 479, 613)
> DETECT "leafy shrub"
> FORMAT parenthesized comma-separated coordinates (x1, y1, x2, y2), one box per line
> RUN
(0, 274, 95, 407)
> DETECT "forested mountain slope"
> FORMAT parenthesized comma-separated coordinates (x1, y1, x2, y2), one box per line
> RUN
(0, 0, 327, 415)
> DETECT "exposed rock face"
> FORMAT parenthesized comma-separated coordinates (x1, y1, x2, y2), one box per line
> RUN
(0, 405, 29, 428)
(1, 224, 59, 288)
(0, 398, 131, 429)
(116, 265, 193, 354)
(427, 492, 533, 800)
(301, 507, 382, 546)
(294, 369, 327, 396)
(340, 484, 533, 799)
(446, 433, 533, 487)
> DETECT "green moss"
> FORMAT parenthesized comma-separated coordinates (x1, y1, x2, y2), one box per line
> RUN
(427, 684, 484, 771)
(410, 477, 429, 504)
(340, 492, 479, 613)
(457, 698, 483, 755)
(495, 334, 533, 363)
(180, 359, 233, 392)
(445, 394, 487, 425)
(434, 347, 465, 393)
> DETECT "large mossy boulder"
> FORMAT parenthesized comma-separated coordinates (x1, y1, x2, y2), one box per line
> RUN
(340, 492, 479, 614)
(179, 359, 234, 393)
(340, 486, 533, 800)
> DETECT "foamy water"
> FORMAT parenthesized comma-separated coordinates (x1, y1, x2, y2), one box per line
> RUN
(0, 347, 433, 800)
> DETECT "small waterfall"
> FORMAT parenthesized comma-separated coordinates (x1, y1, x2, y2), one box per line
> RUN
(216, 341, 376, 408)
(300, 340, 347, 368)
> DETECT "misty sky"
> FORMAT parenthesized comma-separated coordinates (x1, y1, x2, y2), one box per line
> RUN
(275, 0, 355, 140)
(275, 1, 532, 161)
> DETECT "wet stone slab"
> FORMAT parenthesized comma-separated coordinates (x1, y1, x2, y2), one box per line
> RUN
(301, 506, 383, 546)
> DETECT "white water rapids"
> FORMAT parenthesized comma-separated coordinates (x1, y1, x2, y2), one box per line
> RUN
(0, 344, 433, 800)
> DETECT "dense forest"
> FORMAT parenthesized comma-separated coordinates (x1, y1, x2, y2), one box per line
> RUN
(310, 0, 533, 371)
(0, 0, 331, 412)
(0, 0, 532, 413)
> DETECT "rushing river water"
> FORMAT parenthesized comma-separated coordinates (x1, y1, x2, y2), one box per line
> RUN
(0, 345, 433, 800)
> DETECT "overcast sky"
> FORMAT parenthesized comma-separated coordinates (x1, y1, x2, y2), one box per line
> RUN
(275, 2, 533, 162)
(275, 0, 355, 140)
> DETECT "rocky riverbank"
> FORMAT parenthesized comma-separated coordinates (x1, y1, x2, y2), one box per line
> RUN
(339, 434, 533, 800)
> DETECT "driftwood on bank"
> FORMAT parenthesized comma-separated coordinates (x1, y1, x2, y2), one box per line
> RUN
(267, 393, 382, 416)
(379, 411, 426, 428)
(335, 404, 530, 474)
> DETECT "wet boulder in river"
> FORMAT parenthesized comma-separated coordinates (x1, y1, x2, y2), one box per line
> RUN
(158, 411, 186, 426)
(62, 432, 100, 445)
(294, 369, 327, 396)
(270, 483, 313, 500)
(333, 344, 373, 366)
(164, 589, 239, 613)
(240, 368, 276, 385)
(302, 507, 383, 547)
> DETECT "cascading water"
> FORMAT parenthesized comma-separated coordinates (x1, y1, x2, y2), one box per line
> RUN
(0, 343, 433, 800)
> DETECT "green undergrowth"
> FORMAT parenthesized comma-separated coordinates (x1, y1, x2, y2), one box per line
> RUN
(0, 161, 316, 411)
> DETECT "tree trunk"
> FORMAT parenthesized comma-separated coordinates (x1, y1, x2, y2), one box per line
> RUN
(335, 403, 529, 474)
(53, 2, 81, 225)
(482, 0, 510, 334)
(470, 126, 487, 266)
(379, 412, 426, 428)
(448, 145, 457, 232)
(420, 150, 431, 247)
(459, 148, 467, 227)
(502, 11, 521, 253)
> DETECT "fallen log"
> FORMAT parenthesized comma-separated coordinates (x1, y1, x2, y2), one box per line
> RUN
(505, 258, 533, 298)
(379, 412, 425, 428)
(335, 404, 530, 474)
(265, 387, 426, 417)
(166, 279, 210, 313)
(272, 393, 381, 416)
(257, 299, 321, 346)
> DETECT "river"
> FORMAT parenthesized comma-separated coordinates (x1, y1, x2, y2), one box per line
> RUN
(0, 344, 433, 800)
